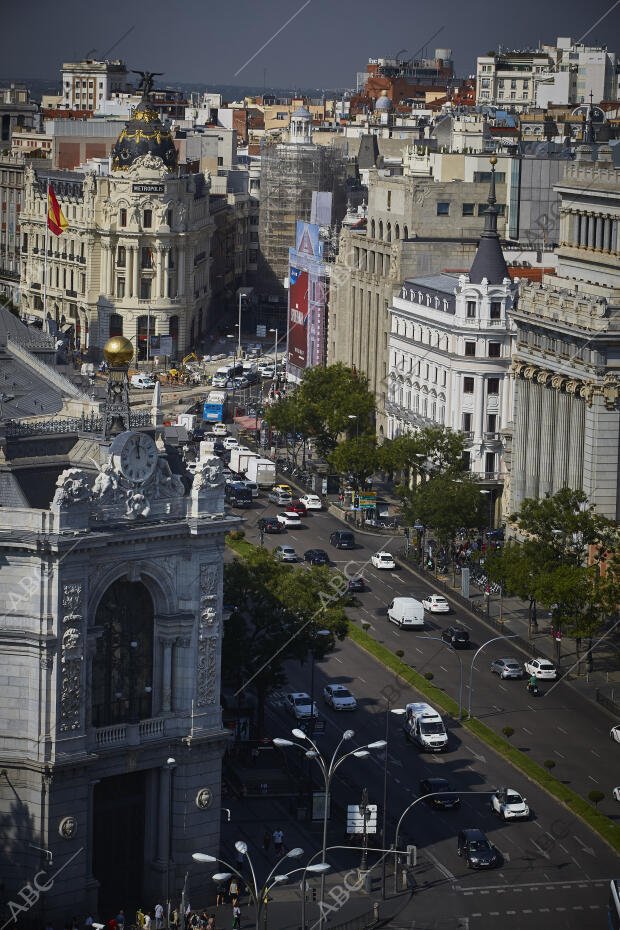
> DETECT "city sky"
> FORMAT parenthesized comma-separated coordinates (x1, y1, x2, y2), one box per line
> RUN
(4, 0, 619, 90)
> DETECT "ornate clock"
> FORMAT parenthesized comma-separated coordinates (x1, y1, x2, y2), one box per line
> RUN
(110, 431, 158, 484)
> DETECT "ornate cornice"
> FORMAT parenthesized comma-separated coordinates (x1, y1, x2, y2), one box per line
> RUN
(512, 359, 620, 408)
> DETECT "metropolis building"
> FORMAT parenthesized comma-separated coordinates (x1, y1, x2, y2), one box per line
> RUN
(19, 84, 214, 357)
(0, 338, 234, 924)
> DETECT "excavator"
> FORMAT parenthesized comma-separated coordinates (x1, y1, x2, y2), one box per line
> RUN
(168, 353, 203, 384)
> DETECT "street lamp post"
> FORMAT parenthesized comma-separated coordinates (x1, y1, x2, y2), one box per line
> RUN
(164, 757, 176, 927)
(381, 704, 406, 899)
(467, 634, 517, 719)
(192, 845, 305, 930)
(308, 628, 330, 739)
(274, 729, 386, 928)
(269, 328, 278, 385)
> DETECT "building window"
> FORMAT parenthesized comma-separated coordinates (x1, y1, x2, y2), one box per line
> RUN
(463, 412, 472, 431)
(463, 377, 474, 394)
(462, 450, 471, 469)
(141, 246, 153, 268)
(140, 278, 151, 300)
(117, 246, 126, 268)
(488, 342, 501, 358)
(511, 79, 517, 89)
(110, 313, 123, 336)
(387, 190, 391, 211)
(510, 92, 516, 99)
(485, 451, 496, 475)
(120, 208, 127, 227)
(387, 223, 392, 242)
(481, 79, 490, 88)
(474, 171, 506, 183)
(490, 301, 501, 319)
(466, 301, 476, 318)
(436, 202, 450, 216)
(143, 209, 152, 228)
(464, 341, 476, 357)
(462, 203, 475, 216)
(487, 377, 500, 394)
(116, 278, 125, 298)
(487, 413, 497, 433)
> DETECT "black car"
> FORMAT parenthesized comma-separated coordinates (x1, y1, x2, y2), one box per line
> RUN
(330, 530, 355, 550)
(441, 626, 470, 649)
(258, 517, 281, 534)
(348, 576, 365, 593)
(457, 829, 499, 869)
(304, 548, 329, 565)
(212, 440, 225, 455)
(419, 777, 460, 810)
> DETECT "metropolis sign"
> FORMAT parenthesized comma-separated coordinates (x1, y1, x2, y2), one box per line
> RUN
(132, 183, 165, 193)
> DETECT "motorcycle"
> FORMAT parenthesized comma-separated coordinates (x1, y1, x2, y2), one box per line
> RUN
(526, 680, 541, 697)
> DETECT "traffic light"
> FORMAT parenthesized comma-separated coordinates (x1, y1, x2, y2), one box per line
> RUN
(353, 495, 359, 508)
(404, 527, 409, 537)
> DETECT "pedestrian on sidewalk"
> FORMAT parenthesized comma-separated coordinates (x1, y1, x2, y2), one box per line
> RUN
(108, 917, 116, 930)
(136, 908, 144, 929)
(231, 905, 241, 930)
(116, 911, 125, 930)
(144, 913, 152, 930)
(228, 878, 239, 907)
(206, 917, 216, 930)
(272, 828, 284, 857)
(170, 910, 179, 930)
(215, 878, 227, 906)
(235, 846, 245, 872)
(155, 904, 164, 930)
(262, 829, 271, 854)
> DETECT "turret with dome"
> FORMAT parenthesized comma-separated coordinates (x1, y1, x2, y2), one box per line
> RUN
(110, 72, 178, 172)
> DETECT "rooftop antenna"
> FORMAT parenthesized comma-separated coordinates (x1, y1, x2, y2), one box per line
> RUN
(85, 48, 97, 59)
(102, 25, 136, 60)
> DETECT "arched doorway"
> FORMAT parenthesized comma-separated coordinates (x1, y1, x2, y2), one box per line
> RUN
(91, 578, 154, 728)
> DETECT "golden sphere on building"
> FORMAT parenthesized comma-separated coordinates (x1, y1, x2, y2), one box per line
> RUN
(489, 155, 498, 165)
(103, 335, 134, 366)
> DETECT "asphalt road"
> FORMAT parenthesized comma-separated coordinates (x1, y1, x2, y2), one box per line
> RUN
(224, 494, 620, 928)
(236, 494, 620, 817)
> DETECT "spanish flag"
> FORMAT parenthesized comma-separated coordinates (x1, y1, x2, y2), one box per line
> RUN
(47, 184, 68, 236)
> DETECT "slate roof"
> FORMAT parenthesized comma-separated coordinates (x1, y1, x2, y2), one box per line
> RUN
(468, 165, 509, 285)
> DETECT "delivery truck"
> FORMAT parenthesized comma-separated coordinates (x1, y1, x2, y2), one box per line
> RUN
(246, 457, 276, 488)
(229, 447, 259, 475)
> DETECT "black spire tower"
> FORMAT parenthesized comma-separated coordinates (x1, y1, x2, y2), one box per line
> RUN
(468, 156, 509, 285)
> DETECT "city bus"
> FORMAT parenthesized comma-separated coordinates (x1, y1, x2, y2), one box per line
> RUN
(203, 390, 228, 423)
(609, 879, 620, 930)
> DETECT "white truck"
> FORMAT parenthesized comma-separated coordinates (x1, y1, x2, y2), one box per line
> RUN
(403, 702, 448, 752)
(229, 446, 258, 474)
(246, 456, 276, 488)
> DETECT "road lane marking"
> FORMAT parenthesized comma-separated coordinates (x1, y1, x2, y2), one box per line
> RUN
(557, 726, 568, 734)
(590, 749, 600, 757)
(424, 848, 456, 882)
(498, 684, 507, 692)
(588, 775, 599, 783)
(553, 750, 565, 759)
(523, 727, 533, 735)
(440, 665, 448, 672)
(333, 656, 343, 663)
(416, 647, 424, 654)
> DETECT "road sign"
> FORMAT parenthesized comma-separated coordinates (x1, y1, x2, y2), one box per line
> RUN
(347, 804, 377, 834)
(359, 491, 376, 510)
(256, 324, 267, 337)
(312, 791, 331, 822)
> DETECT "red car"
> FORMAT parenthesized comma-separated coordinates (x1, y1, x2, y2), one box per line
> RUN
(288, 500, 307, 516)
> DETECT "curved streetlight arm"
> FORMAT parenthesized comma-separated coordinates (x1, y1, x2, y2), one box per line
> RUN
(331, 740, 385, 776)
(394, 790, 494, 851)
(195, 854, 259, 909)
(468, 634, 517, 718)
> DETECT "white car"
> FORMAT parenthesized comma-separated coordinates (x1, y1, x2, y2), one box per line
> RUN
(422, 595, 450, 613)
(613, 786, 620, 802)
(275, 545, 298, 563)
(490, 787, 530, 821)
(286, 692, 318, 720)
(299, 494, 322, 510)
(371, 551, 395, 570)
(276, 511, 301, 528)
(222, 436, 239, 450)
(610, 726, 620, 744)
(211, 424, 228, 436)
(323, 684, 357, 711)
(524, 657, 558, 680)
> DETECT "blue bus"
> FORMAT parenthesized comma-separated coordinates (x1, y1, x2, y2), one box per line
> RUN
(203, 390, 228, 423)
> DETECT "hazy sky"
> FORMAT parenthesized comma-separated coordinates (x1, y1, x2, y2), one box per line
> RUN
(3, 0, 618, 89)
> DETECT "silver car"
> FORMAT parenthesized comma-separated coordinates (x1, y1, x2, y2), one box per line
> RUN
(490, 657, 524, 679)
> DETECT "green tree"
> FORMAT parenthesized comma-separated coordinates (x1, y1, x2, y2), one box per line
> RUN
(262, 393, 308, 465)
(399, 473, 484, 547)
(329, 436, 379, 490)
(379, 426, 467, 482)
(295, 363, 376, 458)
(222, 548, 348, 732)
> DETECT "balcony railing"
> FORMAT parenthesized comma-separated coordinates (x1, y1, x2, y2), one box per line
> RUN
(92, 717, 166, 751)
(484, 431, 501, 441)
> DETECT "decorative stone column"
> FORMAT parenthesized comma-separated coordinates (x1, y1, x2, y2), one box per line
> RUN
(538, 374, 555, 499)
(157, 763, 172, 865)
(596, 217, 604, 251)
(163, 248, 170, 298)
(525, 377, 542, 500)
(511, 371, 530, 511)
(132, 245, 140, 299)
(172, 637, 190, 713)
(552, 380, 570, 491)
(100, 243, 108, 296)
(161, 636, 174, 714)
(587, 213, 596, 249)
(177, 243, 185, 297)
(567, 388, 585, 490)
(154, 245, 162, 299)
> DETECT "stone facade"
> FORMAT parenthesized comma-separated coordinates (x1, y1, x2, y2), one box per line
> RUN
(508, 145, 620, 520)
(0, 430, 236, 924)
(19, 157, 214, 358)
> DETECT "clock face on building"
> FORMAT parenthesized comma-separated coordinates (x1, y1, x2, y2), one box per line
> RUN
(111, 431, 158, 483)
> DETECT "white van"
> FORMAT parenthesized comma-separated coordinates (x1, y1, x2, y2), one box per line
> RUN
(130, 374, 156, 389)
(403, 702, 448, 752)
(387, 597, 425, 629)
(268, 488, 293, 506)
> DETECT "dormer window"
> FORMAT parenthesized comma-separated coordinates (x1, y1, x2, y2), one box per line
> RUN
(490, 301, 501, 319)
